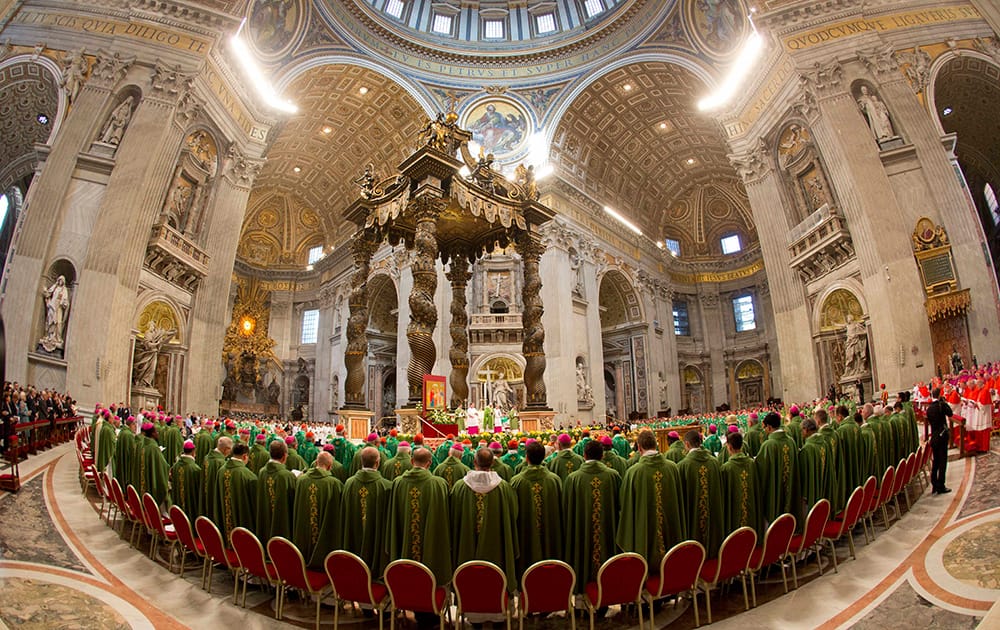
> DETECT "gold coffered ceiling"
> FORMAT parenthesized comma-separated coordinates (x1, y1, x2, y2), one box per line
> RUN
(550, 61, 756, 256)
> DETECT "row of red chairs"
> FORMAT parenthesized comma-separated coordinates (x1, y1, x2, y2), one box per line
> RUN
(80, 437, 932, 629)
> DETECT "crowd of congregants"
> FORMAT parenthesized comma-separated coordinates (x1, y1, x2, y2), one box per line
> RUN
(1, 381, 78, 455)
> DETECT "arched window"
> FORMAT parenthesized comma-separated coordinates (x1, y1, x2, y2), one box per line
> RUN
(985, 183, 999, 225)
(0, 193, 8, 230)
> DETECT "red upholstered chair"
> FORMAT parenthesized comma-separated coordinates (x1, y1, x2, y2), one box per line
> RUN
(890, 458, 910, 520)
(142, 492, 179, 570)
(383, 559, 449, 630)
(644, 540, 706, 627)
(93, 470, 110, 523)
(109, 478, 130, 534)
(99, 472, 118, 527)
(858, 476, 879, 544)
(324, 550, 389, 630)
(168, 505, 204, 579)
(919, 442, 933, 490)
(125, 485, 146, 549)
(267, 536, 331, 629)
(821, 486, 865, 571)
(453, 561, 510, 630)
(77, 448, 97, 494)
(786, 499, 830, 589)
(748, 514, 796, 606)
(230, 527, 278, 608)
(900, 452, 919, 511)
(699, 527, 757, 624)
(875, 466, 896, 530)
(194, 516, 239, 595)
(519, 560, 576, 630)
(583, 552, 647, 630)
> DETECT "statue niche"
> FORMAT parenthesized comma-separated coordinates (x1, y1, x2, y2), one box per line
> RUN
(776, 122, 837, 226)
(159, 130, 218, 240)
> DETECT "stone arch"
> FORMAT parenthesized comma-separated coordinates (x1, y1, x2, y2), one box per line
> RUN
(811, 283, 869, 396)
(811, 282, 869, 334)
(470, 352, 526, 410)
(597, 268, 644, 328)
(682, 364, 707, 414)
(734, 358, 765, 407)
(132, 295, 187, 344)
(925, 48, 999, 136)
(367, 272, 398, 334)
(0, 57, 63, 192)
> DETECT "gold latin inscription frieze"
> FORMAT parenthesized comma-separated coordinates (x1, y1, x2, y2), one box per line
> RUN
(669, 260, 764, 285)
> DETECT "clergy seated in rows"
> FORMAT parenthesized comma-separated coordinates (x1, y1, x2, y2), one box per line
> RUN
(343, 447, 392, 578)
(720, 432, 762, 538)
(563, 438, 621, 591)
(510, 441, 562, 578)
(616, 429, 684, 570)
(678, 430, 725, 557)
(293, 451, 344, 568)
(255, 439, 296, 542)
(434, 443, 471, 488)
(387, 447, 452, 585)
(201, 437, 231, 519)
(756, 412, 800, 529)
(547, 433, 584, 479)
(136, 422, 170, 508)
(215, 443, 257, 542)
(381, 441, 413, 480)
(169, 439, 202, 517)
(451, 448, 519, 588)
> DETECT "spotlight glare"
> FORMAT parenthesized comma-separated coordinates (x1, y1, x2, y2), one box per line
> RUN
(603, 206, 643, 236)
(697, 28, 764, 111)
(229, 33, 298, 114)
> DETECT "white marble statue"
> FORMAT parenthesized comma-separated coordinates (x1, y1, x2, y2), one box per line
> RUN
(132, 321, 176, 388)
(99, 96, 134, 145)
(843, 315, 869, 377)
(857, 86, 894, 141)
(492, 373, 512, 413)
(39, 275, 70, 352)
(576, 360, 594, 405)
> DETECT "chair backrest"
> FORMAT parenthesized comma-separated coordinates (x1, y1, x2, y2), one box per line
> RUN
(93, 470, 107, 498)
(231, 527, 268, 577)
(591, 552, 647, 608)
(891, 459, 908, 494)
(754, 513, 796, 571)
(877, 467, 896, 504)
(267, 536, 314, 593)
(793, 499, 830, 553)
(831, 487, 866, 537)
(861, 475, 879, 515)
(195, 516, 233, 568)
(904, 453, 918, 484)
(125, 485, 144, 523)
(325, 550, 383, 606)
(920, 442, 932, 469)
(454, 561, 508, 615)
(100, 472, 114, 500)
(110, 478, 129, 515)
(521, 560, 576, 615)
(141, 493, 165, 535)
(384, 559, 442, 614)
(650, 540, 705, 598)
(708, 526, 757, 583)
(169, 505, 199, 555)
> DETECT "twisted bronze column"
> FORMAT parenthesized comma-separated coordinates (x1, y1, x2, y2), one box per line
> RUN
(406, 199, 440, 403)
(343, 234, 376, 408)
(446, 256, 472, 408)
(519, 233, 548, 408)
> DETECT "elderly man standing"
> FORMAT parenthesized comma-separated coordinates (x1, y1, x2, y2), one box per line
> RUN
(201, 436, 231, 519)
(387, 447, 452, 584)
(292, 451, 344, 568)
(381, 440, 413, 481)
(434, 442, 471, 488)
(215, 443, 257, 541)
(547, 433, 584, 480)
(342, 447, 392, 576)
(169, 439, 202, 517)
(563, 439, 621, 590)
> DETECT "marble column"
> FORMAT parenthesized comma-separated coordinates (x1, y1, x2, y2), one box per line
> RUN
(662, 290, 682, 413)
(446, 256, 471, 408)
(344, 233, 376, 408)
(518, 232, 548, 409)
(697, 287, 726, 409)
(405, 199, 440, 403)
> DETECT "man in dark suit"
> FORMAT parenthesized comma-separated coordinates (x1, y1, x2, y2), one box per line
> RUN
(926, 387, 953, 494)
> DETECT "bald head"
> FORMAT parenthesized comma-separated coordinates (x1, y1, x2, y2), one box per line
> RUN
(217, 436, 233, 456)
(412, 447, 432, 468)
(316, 451, 333, 470)
(360, 446, 380, 470)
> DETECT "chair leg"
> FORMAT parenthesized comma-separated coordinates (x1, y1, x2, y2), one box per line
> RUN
(390, 604, 395, 630)
(847, 529, 856, 559)
(741, 574, 750, 611)
(692, 588, 700, 628)
(750, 570, 757, 608)
(232, 569, 240, 605)
(315, 592, 322, 630)
(894, 495, 902, 520)
(827, 539, 839, 573)
(705, 583, 713, 625)
(207, 562, 214, 595)
(241, 573, 249, 608)
(789, 554, 799, 589)
(881, 504, 891, 530)
(637, 598, 644, 630)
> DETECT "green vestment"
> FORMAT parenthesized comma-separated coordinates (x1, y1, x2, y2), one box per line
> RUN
(754, 429, 800, 526)
(200, 450, 227, 520)
(381, 451, 413, 481)
(819, 424, 846, 512)
(491, 458, 513, 481)
(434, 440, 453, 467)
(215, 459, 257, 541)
(112, 428, 136, 489)
(612, 435, 631, 458)
(602, 451, 628, 478)
(858, 423, 877, 483)
(248, 444, 269, 474)
(255, 461, 297, 542)
(433, 455, 471, 488)
(703, 433, 722, 456)
(510, 465, 563, 578)
(328, 458, 348, 482)
(136, 435, 170, 507)
(332, 437, 356, 470)
(194, 431, 214, 468)
(387, 467, 452, 584)
(451, 472, 519, 588)
(744, 425, 764, 458)
(572, 437, 590, 456)
(798, 434, 831, 518)
(94, 420, 117, 473)
(785, 420, 803, 449)
(665, 440, 686, 463)
(301, 442, 320, 468)
(500, 451, 523, 470)
(292, 467, 344, 568)
(546, 449, 585, 480)
(168, 455, 202, 517)
(720, 452, 762, 537)
(677, 449, 725, 557)
(563, 460, 621, 591)
(161, 425, 184, 466)
(835, 418, 862, 499)
(616, 453, 685, 569)
(285, 450, 308, 473)
(341, 469, 393, 578)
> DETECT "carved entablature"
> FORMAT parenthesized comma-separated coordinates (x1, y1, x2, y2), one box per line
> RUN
(149, 59, 194, 103)
(89, 50, 135, 89)
(727, 137, 771, 184)
(856, 43, 899, 80)
(225, 143, 264, 189)
(538, 216, 579, 252)
(894, 46, 932, 95)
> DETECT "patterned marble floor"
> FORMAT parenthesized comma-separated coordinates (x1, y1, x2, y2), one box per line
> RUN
(1, 441, 998, 629)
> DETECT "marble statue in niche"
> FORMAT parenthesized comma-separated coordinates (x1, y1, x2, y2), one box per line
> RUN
(38, 275, 70, 354)
(576, 357, 594, 406)
(856, 85, 895, 142)
(842, 315, 870, 377)
(99, 96, 134, 146)
(132, 321, 176, 388)
(61, 50, 87, 104)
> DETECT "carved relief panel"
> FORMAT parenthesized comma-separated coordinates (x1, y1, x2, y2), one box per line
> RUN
(159, 129, 219, 240)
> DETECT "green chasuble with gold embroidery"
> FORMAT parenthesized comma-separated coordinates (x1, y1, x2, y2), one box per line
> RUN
(168, 455, 202, 517)
(664, 440, 686, 464)
(602, 450, 628, 478)
(703, 433, 722, 457)
(835, 417, 862, 499)
(858, 422, 878, 482)
(301, 442, 320, 468)
(433, 455, 471, 488)
(214, 459, 257, 541)
(819, 424, 846, 512)
(755, 429, 799, 526)
(328, 457, 348, 483)
(450, 472, 520, 588)
(491, 458, 513, 482)
(255, 461, 296, 542)
(785, 419, 803, 449)
(381, 451, 412, 481)
(332, 437, 355, 470)
(798, 434, 831, 517)
(200, 449, 226, 519)
(501, 450, 523, 471)
(868, 416, 890, 475)
(677, 448, 725, 557)
(112, 428, 135, 489)
(386, 467, 452, 584)
(342, 469, 392, 578)
(510, 465, 563, 578)
(744, 424, 765, 458)
(292, 467, 344, 568)
(613, 434, 631, 458)
(94, 420, 117, 473)
(248, 444, 269, 474)
(563, 460, 621, 591)
(903, 401, 920, 456)
(616, 453, 685, 569)
(136, 435, 170, 506)
(546, 449, 585, 480)
(161, 425, 184, 466)
(720, 452, 762, 537)
(194, 430, 213, 468)
(285, 450, 307, 473)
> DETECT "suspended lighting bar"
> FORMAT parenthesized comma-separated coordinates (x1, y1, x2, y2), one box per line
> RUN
(604, 206, 643, 236)
(230, 20, 298, 114)
(697, 16, 764, 112)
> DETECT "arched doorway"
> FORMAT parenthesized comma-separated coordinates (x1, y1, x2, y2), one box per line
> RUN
(683, 365, 706, 414)
(598, 269, 648, 420)
(472, 354, 525, 414)
(130, 299, 185, 413)
(366, 273, 398, 419)
(813, 287, 870, 402)
(734, 360, 765, 408)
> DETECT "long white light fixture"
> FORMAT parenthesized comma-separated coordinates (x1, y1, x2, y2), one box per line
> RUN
(697, 18, 764, 112)
(230, 21, 298, 114)
(604, 205, 642, 236)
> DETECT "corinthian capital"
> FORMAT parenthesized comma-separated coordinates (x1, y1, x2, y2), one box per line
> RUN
(727, 136, 771, 184)
(90, 49, 135, 88)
